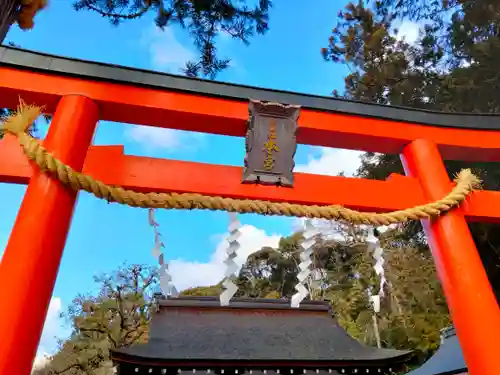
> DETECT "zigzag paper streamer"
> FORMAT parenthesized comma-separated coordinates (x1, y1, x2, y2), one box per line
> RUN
(220, 213, 242, 306)
(365, 226, 386, 313)
(291, 219, 319, 308)
(148, 209, 178, 297)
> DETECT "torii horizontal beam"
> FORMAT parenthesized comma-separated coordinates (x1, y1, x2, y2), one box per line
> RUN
(0, 134, 499, 222)
(1, 46, 500, 161)
(1, 47, 500, 375)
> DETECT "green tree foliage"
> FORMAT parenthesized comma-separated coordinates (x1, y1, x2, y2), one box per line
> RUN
(33, 264, 158, 375)
(35, 229, 450, 374)
(181, 227, 449, 354)
(321, 0, 500, 299)
(238, 229, 449, 351)
(180, 284, 223, 296)
(73, 0, 271, 78)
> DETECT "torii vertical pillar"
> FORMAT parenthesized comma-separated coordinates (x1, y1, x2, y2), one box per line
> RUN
(0, 95, 99, 375)
(401, 139, 500, 375)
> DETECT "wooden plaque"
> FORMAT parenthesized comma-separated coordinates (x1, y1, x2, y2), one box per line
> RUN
(242, 100, 300, 187)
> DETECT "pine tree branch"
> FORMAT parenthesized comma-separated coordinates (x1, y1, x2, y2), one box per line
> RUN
(47, 361, 85, 374)
(83, 2, 149, 20)
(78, 327, 118, 348)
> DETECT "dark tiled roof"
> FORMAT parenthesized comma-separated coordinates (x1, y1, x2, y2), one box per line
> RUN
(118, 368, 344, 375)
(112, 296, 411, 366)
(406, 327, 467, 375)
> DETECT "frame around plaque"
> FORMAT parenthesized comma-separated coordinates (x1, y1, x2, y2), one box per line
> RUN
(242, 100, 300, 187)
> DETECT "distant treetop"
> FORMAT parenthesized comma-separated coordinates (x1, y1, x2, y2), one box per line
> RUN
(73, 0, 272, 78)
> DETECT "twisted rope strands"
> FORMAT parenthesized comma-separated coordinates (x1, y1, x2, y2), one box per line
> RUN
(1, 102, 481, 225)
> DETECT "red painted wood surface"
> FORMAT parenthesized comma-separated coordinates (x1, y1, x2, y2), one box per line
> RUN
(401, 140, 500, 375)
(2, 66, 500, 161)
(1, 135, 500, 221)
(0, 64, 499, 375)
(0, 95, 99, 375)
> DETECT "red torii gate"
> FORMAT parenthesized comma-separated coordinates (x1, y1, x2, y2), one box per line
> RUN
(0, 46, 499, 375)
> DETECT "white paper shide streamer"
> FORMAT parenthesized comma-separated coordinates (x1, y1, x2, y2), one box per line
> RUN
(220, 213, 242, 306)
(148, 209, 178, 297)
(366, 227, 387, 313)
(291, 219, 319, 308)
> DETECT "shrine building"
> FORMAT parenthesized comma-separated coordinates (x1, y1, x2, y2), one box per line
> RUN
(111, 296, 413, 375)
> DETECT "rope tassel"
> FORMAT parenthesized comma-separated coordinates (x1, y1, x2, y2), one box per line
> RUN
(0, 102, 482, 225)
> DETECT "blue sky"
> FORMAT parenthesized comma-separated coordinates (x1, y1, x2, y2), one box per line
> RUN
(0, 0, 419, 363)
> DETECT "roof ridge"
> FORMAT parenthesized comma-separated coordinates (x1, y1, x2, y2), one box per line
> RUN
(155, 295, 331, 312)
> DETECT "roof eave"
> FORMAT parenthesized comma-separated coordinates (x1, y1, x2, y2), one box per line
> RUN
(109, 347, 414, 367)
(2, 46, 500, 130)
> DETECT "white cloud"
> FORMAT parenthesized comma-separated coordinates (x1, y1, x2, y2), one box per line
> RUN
(295, 147, 363, 177)
(395, 21, 420, 45)
(32, 297, 66, 371)
(142, 23, 245, 78)
(32, 355, 51, 373)
(127, 26, 206, 151)
(142, 26, 195, 73)
(126, 125, 205, 151)
(293, 147, 365, 234)
(169, 225, 282, 291)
